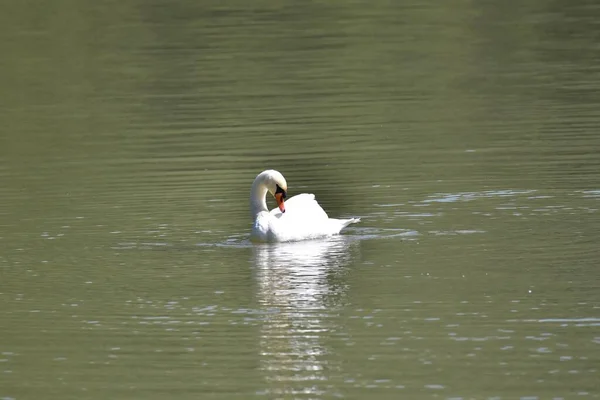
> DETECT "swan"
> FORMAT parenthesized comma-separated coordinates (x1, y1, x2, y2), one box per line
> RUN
(250, 169, 360, 242)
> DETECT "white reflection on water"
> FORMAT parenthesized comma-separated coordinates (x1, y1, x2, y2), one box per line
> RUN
(252, 237, 355, 396)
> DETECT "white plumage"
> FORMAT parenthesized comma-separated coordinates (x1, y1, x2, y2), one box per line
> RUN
(250, 170, 360, 242)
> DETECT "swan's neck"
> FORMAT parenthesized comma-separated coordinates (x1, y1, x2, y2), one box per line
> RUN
(250, 180, 269, 219)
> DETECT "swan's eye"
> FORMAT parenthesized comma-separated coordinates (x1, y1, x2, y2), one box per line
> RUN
(275, 184, 287, 199)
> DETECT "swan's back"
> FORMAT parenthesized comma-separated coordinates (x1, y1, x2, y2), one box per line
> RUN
(269, 193, 328, 220)
(254, 193, 359, 242)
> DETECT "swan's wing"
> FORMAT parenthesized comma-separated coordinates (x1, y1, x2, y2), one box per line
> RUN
(269, 193, 328, 220)
(265, 193, 359, 242)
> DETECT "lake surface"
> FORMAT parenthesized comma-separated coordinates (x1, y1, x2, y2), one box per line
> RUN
(1, 1, 599, 399)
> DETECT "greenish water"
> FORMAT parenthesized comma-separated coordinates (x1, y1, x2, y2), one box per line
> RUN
(1, 1, 600, 399)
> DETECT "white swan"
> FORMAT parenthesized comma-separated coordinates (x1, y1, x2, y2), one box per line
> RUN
(250, 169, 360, 242)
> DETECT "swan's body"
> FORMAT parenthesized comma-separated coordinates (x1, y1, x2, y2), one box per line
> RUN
(250, 170, 360, 242)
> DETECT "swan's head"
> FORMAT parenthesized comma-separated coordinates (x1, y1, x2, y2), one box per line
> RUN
(257, 169, 288, 213)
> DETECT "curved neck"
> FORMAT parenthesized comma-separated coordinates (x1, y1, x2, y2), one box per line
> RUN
(250, 179, 269, 219)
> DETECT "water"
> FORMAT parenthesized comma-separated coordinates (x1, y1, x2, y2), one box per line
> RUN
(1, 1, 600, 399)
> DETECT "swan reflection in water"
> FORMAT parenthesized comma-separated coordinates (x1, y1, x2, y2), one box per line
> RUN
(253, 236, 357, 397)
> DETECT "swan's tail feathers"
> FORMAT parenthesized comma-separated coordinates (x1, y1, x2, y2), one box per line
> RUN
(341, 217, 361, 229)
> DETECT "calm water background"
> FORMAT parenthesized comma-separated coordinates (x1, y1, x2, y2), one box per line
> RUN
(1, 1, 600, 399)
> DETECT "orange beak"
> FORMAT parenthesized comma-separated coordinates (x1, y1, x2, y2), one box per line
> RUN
(275, 192, 285, 213)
